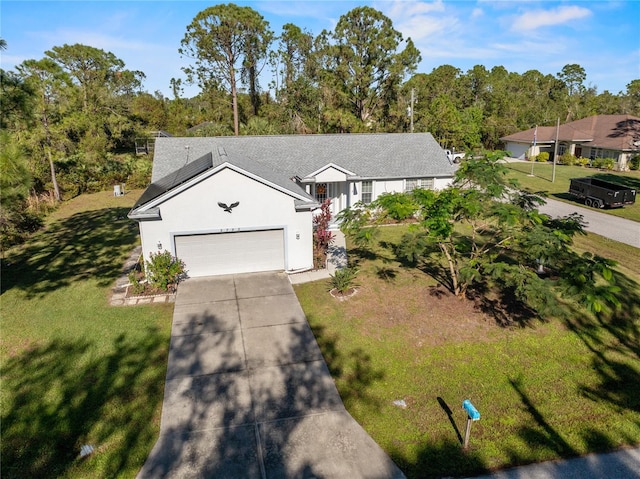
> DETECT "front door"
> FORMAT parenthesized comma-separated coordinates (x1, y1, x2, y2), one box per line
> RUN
(315, 182, 345, 218)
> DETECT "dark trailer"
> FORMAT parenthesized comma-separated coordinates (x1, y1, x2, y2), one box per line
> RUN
(569, 177, 636, 208)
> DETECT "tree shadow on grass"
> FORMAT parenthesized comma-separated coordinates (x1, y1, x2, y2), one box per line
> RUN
(1, 207, 138, 298)
(306, 318, 384, 411)
(561, 270, 640, 416)
(390, 439, 488, 479)
(467, 283, 540, 328)
(509, 376, 578, 458)
(1, 327, 168, 479)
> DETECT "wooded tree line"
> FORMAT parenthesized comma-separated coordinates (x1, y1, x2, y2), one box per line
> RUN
(1, 3, 639, 250)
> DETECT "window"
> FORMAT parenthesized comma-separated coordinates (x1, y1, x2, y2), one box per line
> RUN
(315, 183, 327, 202)
(558, 144, 566, 155)
(361, 181, 373, 204)
(405, 178, 434, 192)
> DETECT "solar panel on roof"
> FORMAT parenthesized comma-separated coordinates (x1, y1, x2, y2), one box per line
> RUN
(132, 153, 213, 208)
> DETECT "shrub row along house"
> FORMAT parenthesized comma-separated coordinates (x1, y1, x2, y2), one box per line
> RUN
(128, 133, 457, 278)
(501, 114, 640, 170)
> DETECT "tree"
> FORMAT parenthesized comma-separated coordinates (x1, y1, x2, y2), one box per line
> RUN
(557, 63, 589, 122)
(621, 79, 640, 116)
(17, 58, 73, 201)
(180, 3, 273, 136)
(318, 6, 420, 128)
(0, 69, 34, 131)
(45, 44, 145, 160)
(270, 23, 318, 133)
(347, 153, 621, 317)
(0, 131, 40, 251)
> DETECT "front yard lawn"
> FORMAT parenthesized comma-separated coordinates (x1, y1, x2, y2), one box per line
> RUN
(294, 225, 640, 478)
(1, 191, 174, 479)
(504, 162, 640, 222)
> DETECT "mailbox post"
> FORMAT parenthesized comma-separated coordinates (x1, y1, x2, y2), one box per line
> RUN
(462, 399, 480, 449)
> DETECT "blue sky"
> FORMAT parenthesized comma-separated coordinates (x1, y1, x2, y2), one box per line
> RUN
(2, 1, 639, 98)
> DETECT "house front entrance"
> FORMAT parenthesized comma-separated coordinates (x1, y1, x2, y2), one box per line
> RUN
(315, 182, 347, 218)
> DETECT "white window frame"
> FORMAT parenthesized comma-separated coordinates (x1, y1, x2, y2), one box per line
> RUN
(361, 181, 373, 204)
(405, 178, 434, 193)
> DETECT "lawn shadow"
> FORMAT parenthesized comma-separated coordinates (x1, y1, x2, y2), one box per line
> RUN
(551, 191, 579, 202)
(467, 283, 540, 328)
(390, 438, 488, 479)
(509, 376, 578, 457)
(1, 207, 138, 298)
(1, 327, 168, 479)
(437, 396, 463, 445)
(561, 270, 640, 417)
(307, 319, 385, 411)
(375, 266, 398, 282)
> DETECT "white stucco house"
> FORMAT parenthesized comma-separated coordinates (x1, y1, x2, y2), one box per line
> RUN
(128, 133, 457, 278)
(501, 114, 640, 170)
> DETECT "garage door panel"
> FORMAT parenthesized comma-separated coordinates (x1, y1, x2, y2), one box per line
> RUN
(175, 230, 285, 277)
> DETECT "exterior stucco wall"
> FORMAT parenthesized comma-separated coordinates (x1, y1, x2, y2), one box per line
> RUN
(138, 167, 313, 272)
(433, 177, 454, 190)
(315, 167, 349, 182)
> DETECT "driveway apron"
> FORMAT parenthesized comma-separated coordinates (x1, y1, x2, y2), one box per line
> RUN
(138, 272, 405, 479)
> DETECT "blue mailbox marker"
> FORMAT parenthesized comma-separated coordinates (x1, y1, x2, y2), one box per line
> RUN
(463, 399, 480, 420)
(462, 399, 480, 449)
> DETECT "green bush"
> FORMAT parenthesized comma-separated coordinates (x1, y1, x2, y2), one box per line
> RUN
(145, 251, 187, 292)
(535, 152, 550, 162)
(593, 157, 616, 170)
(558, 153, 578, 166)
(577, 157, 590, 167)
(127, 270, 146, 295)
(373, 192, 417, 221)
(629, 155, 640, 171)
(329, 267, 359, 293)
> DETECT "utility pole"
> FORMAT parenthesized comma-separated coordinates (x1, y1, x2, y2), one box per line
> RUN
(552, 117, 560, 183)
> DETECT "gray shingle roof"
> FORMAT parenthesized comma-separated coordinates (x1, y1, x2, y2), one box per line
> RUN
(130, 144, 317, 212)
(151, 133, 456, 183)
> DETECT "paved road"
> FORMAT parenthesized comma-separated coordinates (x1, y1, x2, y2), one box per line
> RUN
(467, 446, 640, 479)
(539, 197, 639, 248)
(137, 272, 404, 479)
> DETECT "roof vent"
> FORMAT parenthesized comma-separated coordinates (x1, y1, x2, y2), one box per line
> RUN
(218, 146, 227, 157)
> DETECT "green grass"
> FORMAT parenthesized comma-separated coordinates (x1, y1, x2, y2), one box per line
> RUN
(1, 190, 174, 479)
(505, 162, 640, 222)
(294, 225, 640, 478)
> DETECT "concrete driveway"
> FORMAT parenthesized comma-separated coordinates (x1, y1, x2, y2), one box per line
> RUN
(138, 271, 404, 479)
(539, 198, 639, 248)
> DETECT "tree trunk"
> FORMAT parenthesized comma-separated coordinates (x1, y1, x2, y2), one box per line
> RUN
(230, 66, 239, 136)
(439, 242, 461, 296)
(47, 147, 61, 201)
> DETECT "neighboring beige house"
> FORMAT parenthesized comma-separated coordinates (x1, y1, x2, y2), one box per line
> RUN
(501, 115, 640, 170)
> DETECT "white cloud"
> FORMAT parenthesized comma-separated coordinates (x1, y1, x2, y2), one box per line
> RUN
(378, 0, 446, 18)
(471, 8, 483, 19)
(511, 5, 592, 32)
(377, 0, 454, 42)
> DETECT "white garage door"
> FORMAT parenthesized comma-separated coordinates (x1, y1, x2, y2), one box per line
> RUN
(174, 230, 285, 277)
(505, 142, 530, 160)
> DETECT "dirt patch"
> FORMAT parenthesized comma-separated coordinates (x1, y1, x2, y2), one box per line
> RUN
(338, 272, 504, 348)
